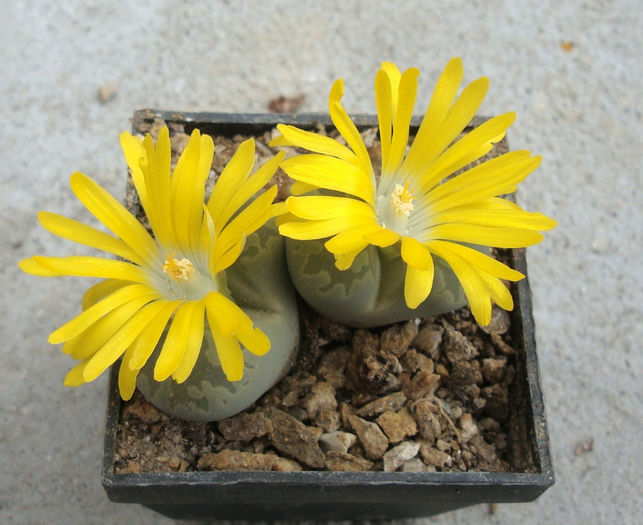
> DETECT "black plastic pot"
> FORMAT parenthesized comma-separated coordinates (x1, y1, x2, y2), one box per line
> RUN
(101, 109, 554, 521)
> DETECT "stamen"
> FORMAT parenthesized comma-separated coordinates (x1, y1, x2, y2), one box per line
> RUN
(162, 252, 195, 281)
(391, 182, 415, 216)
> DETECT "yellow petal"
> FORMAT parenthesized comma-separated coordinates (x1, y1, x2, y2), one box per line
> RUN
(279, 154, 375, 206)
(82, 300, 168, 382)
(433, 207, 557, 231)
(82, 279, 129, 310)
(403, 57, 463, 172)
(290, 181, 318, 195)
(205, 308, 244, 382)
(375, 69, 393, 168)
(478, 271, 514, 311)
(38, 211, 142, 264)
(286, 195, 375, 221)
(64, 359, 90, 387)
(129, 300, 181, 370)
(48, 284, 160, 344)
(153, 302, 198, 381)
(419, 76, 489, 165)
(271, 124, 356, 162)
(386, 67, 419, 174)
(325, 225, 379, 254)
(415, 112, 516, 193)
(137, 127, 175, 247)
(120, 132, 148, 208)
(214, 186, 277, 271)
(70, 172, 159, 264)
(427, 240, 524, 281)
(380, 62, 402, 115)
(171, 130, 214, 252)
(199, 204, 217, 264)
(334, 242, 369, 270)
(118, 347, 138, 401)
(401, 236, 433, 270)
(271, 201, 289, 218)
(328, 79, 373, 174)
(204, 291, 269, 358)
(362, 227, 400, 248)
(203, 292, 241, 338)
(214, 234, 247, 275)
(208, 139, 255, 232)
(429, 242, 491, 325)
(64, 295, 154, 359)
(32, 256, 147, 282)
(404, 264, 435, 309)
(172, 301, 206, 384)
(279, 214, 374, 241)
(18, 257, 58, 277)
(427, 152, 541, 213)
(218, 151, 285, 230)
(236, 326, 270, 357)
(428, 223, 545, 248)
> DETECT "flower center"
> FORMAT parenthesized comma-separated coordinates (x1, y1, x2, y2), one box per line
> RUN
(390, 182, 415, 216)
(162, 253, 195, 281)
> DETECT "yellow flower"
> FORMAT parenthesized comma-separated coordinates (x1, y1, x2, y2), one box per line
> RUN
(20, 127, 284, 399)
(271, 58, 556, 326)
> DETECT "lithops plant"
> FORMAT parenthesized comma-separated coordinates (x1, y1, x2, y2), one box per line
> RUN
(20, 127, 299, 421)
(272, 58, 556, 327)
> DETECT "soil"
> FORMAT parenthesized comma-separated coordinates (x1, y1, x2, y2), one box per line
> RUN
(113, 119, 534, 475)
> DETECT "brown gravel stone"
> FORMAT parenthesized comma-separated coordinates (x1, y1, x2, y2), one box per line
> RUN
(197, 450, 302, 471)
(376, 409, 418, 443)
(314, 410, 341, 432)
(400, 348, 420, 372)
(459, 413, 479, 443)
(412, 399, 442, 443)
(383, 441, 420, 471)
(280, 371, 316, 407)
(379, 320, 419, 357)
(442, 321, 478, 363)
(481, 384, 510, 422)
(401, 458, 427, 472)
(419, 443, 452, 469)
(217, 412, 273, 442)
(481, 357, 507, 383)
(448, 361, 481, 405)
(407, 371, 441, 400)
(347, 330, 402, 395)
(348, 415, 389, 459)
(265, 407, 325, 468)
(122, 397, 163, 424)
(416, 353, 435, 374)
(319, 431, 357, 453)
(355, 391, 407, 418)
(325, 451, 373, 471)
(303, 381, 337, 418)
(470, 434, 504, 472)
(412, 323, 443, 360)
(316, 346, 351, 388)
(479, 307, 510, 335)
(491, 333, 517, 356)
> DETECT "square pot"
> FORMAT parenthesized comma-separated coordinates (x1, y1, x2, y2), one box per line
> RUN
(101, 109, 554, 521)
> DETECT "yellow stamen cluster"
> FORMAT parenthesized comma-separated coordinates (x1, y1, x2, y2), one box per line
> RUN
(163, 254, 195, 281)
(391, 182, 415, 216)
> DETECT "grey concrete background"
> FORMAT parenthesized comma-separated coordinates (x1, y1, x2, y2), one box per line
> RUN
(1, 1, 641, 524)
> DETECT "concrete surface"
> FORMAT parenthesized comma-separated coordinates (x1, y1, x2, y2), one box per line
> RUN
(1, 1, 641, 524)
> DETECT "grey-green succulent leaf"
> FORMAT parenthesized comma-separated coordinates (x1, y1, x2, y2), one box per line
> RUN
(285, 238, 468, 327)
(136, 221, 299, 422)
